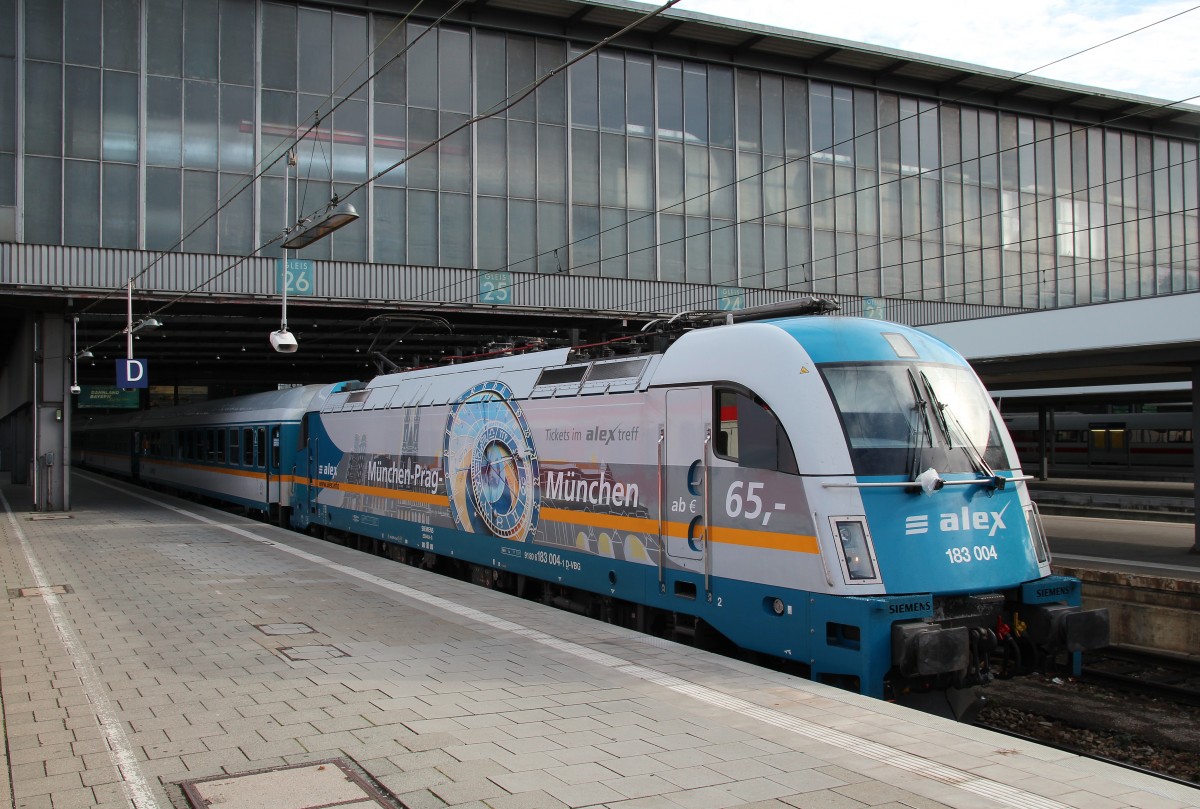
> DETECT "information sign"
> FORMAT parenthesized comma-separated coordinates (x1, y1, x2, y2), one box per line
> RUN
(479, 271, 512, 304)
(276, 258, 315, 296)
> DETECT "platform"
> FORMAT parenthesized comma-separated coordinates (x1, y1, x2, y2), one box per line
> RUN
(1, 471, 1197, 809)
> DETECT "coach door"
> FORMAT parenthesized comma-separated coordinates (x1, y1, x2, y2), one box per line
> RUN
(662, 388, 711, 589)
(1087, 421, 1129, 467)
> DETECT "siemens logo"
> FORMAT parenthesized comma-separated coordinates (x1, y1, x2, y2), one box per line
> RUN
(1036, 585, 1074, 599)
(888, 600, 932, 615)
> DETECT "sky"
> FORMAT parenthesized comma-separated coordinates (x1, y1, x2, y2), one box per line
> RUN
(681, 0, 1200, 105)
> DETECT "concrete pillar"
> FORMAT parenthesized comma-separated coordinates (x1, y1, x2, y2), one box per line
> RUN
(31, 316, 70, 512)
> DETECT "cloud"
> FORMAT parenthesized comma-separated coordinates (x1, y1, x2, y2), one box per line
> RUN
(680, 0, 1200, 103)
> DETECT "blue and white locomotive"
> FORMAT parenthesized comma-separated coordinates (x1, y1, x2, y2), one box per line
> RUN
(74, 306, 1108, 699)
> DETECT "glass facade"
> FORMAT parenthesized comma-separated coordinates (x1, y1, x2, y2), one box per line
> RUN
(4, 0, 1198, 307)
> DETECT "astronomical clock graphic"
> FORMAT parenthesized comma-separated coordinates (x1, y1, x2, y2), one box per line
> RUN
(443, 380, 541, 541)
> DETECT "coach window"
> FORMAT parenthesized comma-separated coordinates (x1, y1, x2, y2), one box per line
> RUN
(207, 430, 217, 461)
(229, 429, 240, 465)
(257, 427, 267, 468)
(243, 428, 254, 466)
(714, 389, 799, 474)
(216, 430, 226, 462)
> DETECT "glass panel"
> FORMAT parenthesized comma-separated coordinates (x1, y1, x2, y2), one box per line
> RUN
(146, 167, 182, 251)
(102, 70, 139, 163)
(538, 201, 566, 273)
(333, 99, 368, 181)
(508, 36, 535, 121)
(600, 133, 625, 208)
(298, 8, 331, 94)
(628, 210, 655, 279)
(262, 2, 296, 90)
(627, 136, 654, 210)
(853, 88, 876, 170)
(761, 74, 783, 156)
(656, 59, 681, 139)
(147, 77, 182, 166)
(572, 128, 599, 206)
(658, 141, 683, 212)
(684, 215, 707, 283)
(219, 83, 254, 172)
(407, 107, 438, 189)
(833, 85, 853, 165)
(508, 198, 535, 272)
(571, 204, 599, 273)
(440, 111, 469, 192)
(740, 221, 763, 286)
(218, 173, 251, 255)
(711, 222, 735, 285)
(103, 0, 139, 71)
(373, 13, 405, 104)
(626, 54, 652, 137)
(64, 160, 100, 245)
(599, 53, 625, 133)
(537, 124, 565, 202)
(685, 143, 709, 217)
(408, 189, 437, 264)
(184, 80, 218, 169)
(478, 195, 506, 270)
(102, 162, 137, 248)
(439, 28, 470, 112)
(64, 66, 100, 159)
(736, 70, 760, 151)
(219, 0, 254, 85)
(508, 119, 535, 198)
(408, 24, 436, 106)
(25, 61, 62, 156)
(708, 65, 734, 148)
(184, 0, 219, 81)
(476, 32, 506, 113)
(26, 0, 62, 61)
(260, 90, 295, 176)
(477, 117, 505, 196)
(334, 12, 368, 100)
(374, 102, 405, 186)
(182, 169, 217, 252)
(571, 51, 598, 128)
(440, 192, 469, 267)
(0, 155, 13, 207)
(535, 39, 565, 124)
(373, 185, 405, 264)
(0, 58, 12, 152)
(66, 0, 101, 66)
(710, 148, 735, 220)
(659, 213, 684, 281)
(601, 207, 626, 277)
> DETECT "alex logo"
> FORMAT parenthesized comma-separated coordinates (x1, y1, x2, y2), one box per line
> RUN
(906, 503, 1010, 537)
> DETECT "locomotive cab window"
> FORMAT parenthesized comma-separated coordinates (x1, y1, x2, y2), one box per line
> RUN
(714, 389, 799, 474)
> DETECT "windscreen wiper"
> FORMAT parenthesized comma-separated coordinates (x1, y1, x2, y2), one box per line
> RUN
(919, 371, 1004, 488)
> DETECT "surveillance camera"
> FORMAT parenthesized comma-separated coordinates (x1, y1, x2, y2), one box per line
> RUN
(270, 329, 299, 353)
(69, 384, 81, 395)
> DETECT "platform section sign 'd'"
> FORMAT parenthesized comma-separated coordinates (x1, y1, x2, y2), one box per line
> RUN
(116, 358, 149, 388)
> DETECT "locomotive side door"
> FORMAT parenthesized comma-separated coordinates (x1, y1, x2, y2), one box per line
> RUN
(662, 388, 710, 576)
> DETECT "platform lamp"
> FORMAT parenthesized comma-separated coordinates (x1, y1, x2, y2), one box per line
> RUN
(124, 280, 161, 359)
(272, 152, 359, 353)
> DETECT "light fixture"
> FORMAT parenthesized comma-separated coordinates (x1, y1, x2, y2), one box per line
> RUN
(281, 198, 359, 249)
(78, 349, 94, 359)
(136, 316, 162, 331)
(70, 316, 82, 395)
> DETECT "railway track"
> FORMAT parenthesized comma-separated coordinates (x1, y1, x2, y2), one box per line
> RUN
(1081, 647, 1200, 707)
(973, 649, 1200, 785)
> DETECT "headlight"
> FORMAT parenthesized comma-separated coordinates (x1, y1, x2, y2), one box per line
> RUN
(1025, 505, 1049, 565)
(830, 517, 880, 583)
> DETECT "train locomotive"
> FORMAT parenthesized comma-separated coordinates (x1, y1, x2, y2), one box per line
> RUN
(74, 305, 1109, 700)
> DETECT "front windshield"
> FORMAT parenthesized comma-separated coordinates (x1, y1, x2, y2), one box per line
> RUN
(822, 362, 1010, 476)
